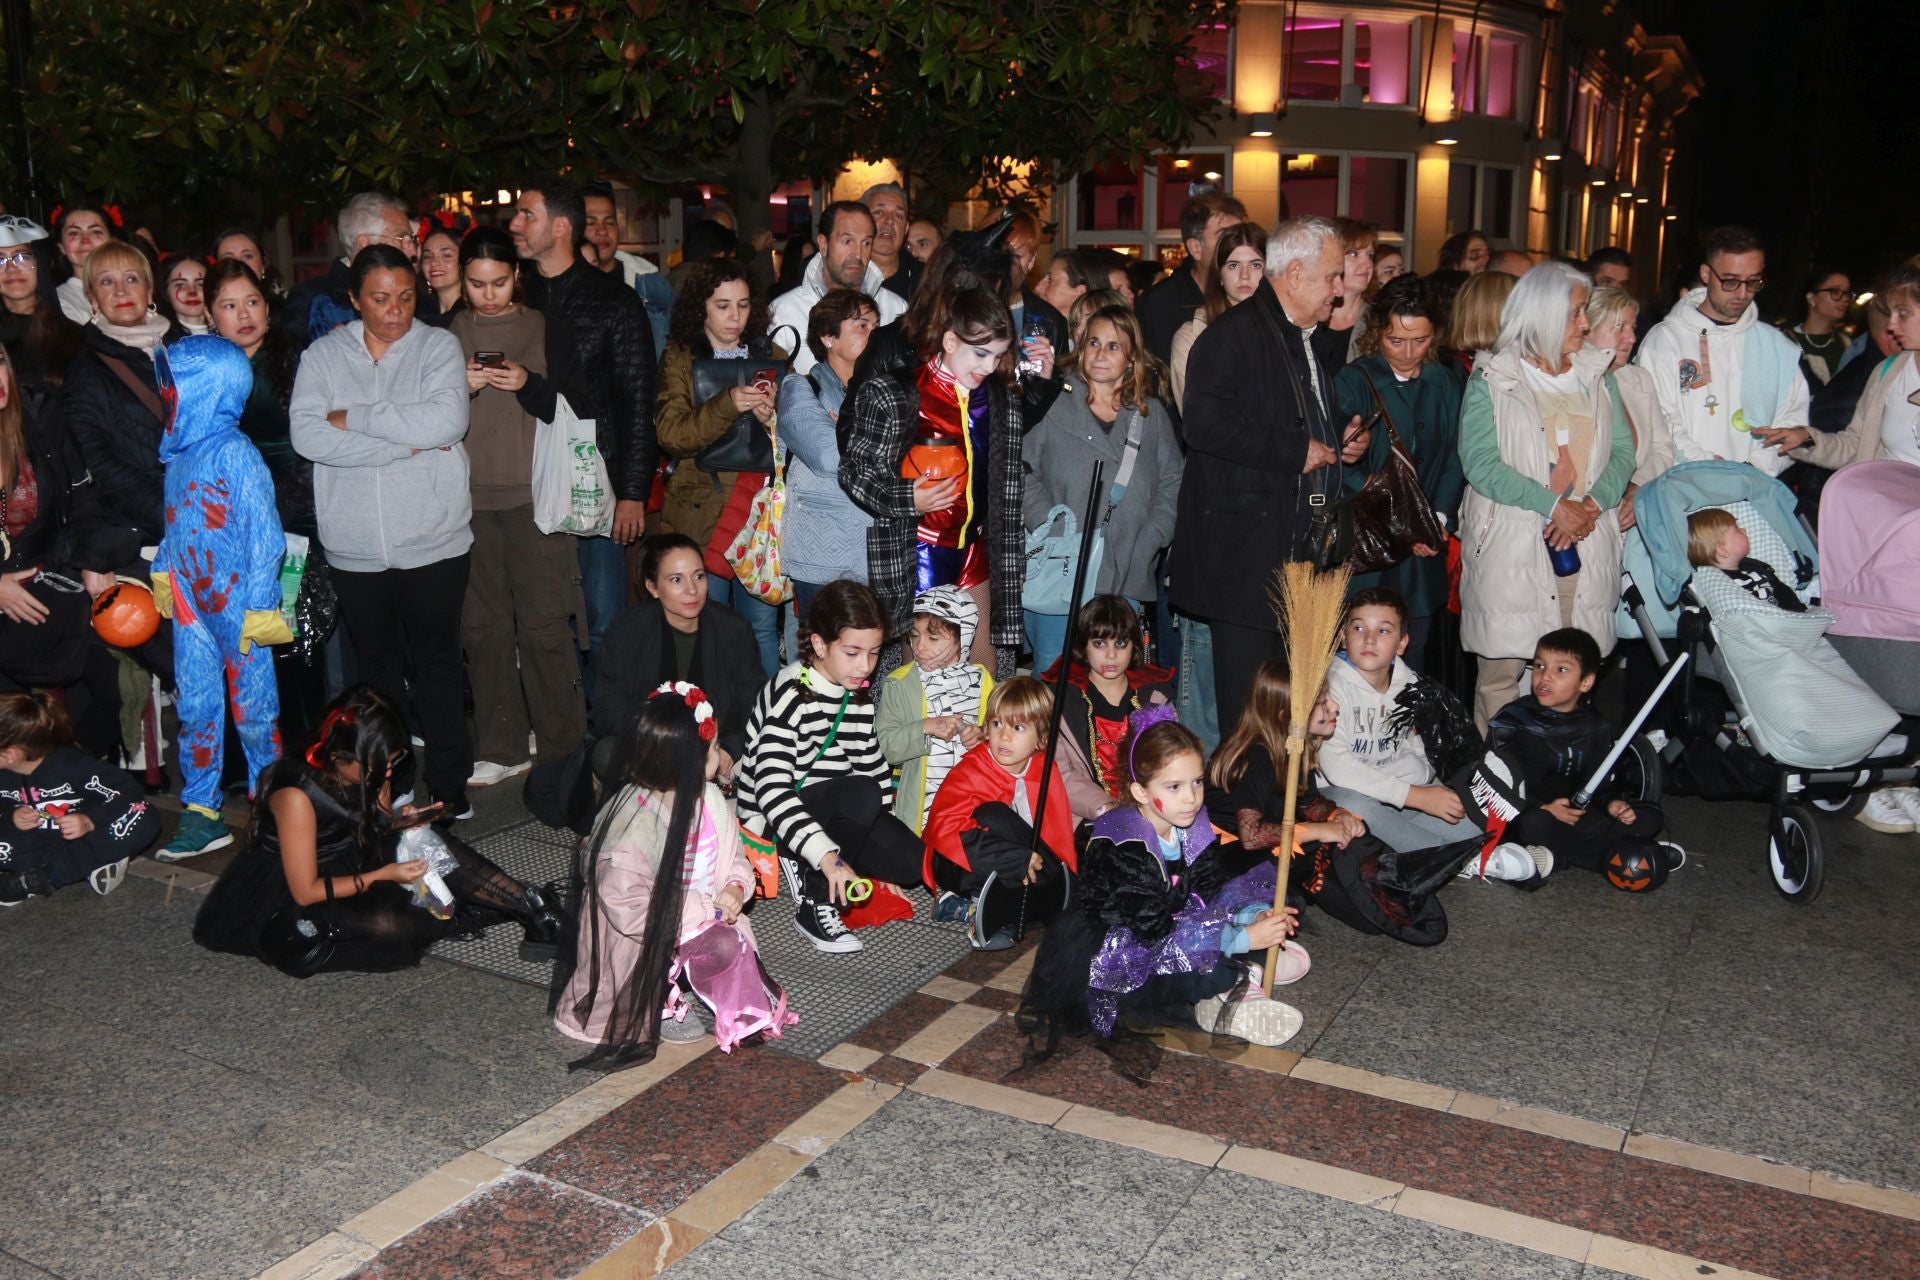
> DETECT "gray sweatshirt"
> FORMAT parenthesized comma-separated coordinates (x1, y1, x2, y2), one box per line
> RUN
(290, 320, 473, 573)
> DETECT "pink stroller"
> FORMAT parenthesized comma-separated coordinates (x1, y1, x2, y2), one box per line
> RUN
(1822, 460, 1920, 716)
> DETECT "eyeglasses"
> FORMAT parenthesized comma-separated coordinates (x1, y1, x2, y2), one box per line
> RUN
(1812, 286, 1855, 301)
(1711, 273, 1766, 294)
(0, 251, 32, 269)
(372, 233, 419, 249)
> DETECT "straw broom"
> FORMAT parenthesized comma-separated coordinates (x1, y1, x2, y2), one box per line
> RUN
(1261, 558, 1352, 996)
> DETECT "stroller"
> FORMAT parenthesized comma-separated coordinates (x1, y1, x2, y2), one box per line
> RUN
(1617, 461, 1916, 904)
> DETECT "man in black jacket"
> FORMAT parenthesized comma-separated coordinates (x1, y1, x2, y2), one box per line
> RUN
(277, 192, 420, 353)
(1135, 191, 1247, 364)
(511, 177, 658, 689)
(1168, 215, 1370, 731)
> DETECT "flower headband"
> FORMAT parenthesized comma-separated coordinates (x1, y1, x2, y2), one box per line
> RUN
(654, 681, 718, 742)
(1126, 703, 1182, 781)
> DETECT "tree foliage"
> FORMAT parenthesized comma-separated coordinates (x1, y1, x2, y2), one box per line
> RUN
(6, 0, 1233, 234)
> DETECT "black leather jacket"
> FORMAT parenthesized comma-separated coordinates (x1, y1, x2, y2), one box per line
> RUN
(523, 258, 659, 504)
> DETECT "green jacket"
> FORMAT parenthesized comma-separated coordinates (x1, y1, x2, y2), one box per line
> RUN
(875, 661, 994, 833)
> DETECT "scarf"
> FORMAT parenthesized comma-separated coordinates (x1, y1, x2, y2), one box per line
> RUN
(912, 359, 983, 546)
(95, 312, 172, 356)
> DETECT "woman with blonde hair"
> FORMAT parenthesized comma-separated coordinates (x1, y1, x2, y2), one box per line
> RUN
(1022, 304, 1183, 673)
(1584, 284, 1673, 529)
(60, 239, 185, 543)
(1442, 269, 1517, 378)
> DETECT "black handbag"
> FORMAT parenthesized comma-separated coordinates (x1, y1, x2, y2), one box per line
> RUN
(1258, 306, 1354, 571)
(1345, 374, 1446, 575)
(691, 327, 799, 473)
(259, 877, 339, 978)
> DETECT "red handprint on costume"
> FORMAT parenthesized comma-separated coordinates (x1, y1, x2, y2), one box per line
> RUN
(182, 546, 239, 616)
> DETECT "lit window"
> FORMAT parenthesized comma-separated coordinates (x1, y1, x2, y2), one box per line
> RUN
(1185, 24, 1231, 101)
(1155, 154, 1230, 230)
(1354, 20, 1412, 106)
(1487, 36, 1523, 119)
(1281, 153, 1340, 219)
(1285, 17, 1343, 101)
(1076, 161, 1145, 233)
(1348, 157, 1409, 234)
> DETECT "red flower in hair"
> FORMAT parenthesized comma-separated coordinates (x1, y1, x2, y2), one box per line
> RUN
(697, 718, 718, 742)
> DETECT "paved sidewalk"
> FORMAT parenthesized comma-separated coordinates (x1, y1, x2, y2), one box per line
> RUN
(3, 790, 1917, 1280)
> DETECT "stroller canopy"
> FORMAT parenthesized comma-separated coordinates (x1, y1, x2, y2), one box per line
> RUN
(1819, 460, 1920, 642)
(1634, 461, 1816, 608)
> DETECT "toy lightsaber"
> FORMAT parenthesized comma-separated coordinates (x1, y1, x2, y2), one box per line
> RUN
(1571, 652, 1688, 808)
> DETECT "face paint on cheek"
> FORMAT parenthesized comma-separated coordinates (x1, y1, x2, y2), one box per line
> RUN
(1152, 798, 1164, 812)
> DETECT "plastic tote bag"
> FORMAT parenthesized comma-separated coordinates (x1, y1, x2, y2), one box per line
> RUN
(721, 413, 793, 605)
(532, 396, 614, 536)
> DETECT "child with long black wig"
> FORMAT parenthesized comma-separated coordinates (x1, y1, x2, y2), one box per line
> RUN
(193, 686, 561, 976)
(551, 682, 795, 1071)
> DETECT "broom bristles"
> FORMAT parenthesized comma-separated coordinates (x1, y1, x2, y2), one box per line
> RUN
(1269, 559, 1352, 729)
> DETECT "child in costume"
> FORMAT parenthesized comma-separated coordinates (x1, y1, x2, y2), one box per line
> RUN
(1317, 587, 1485, 859)
(1478, 628, 1680, 892)
(554, 682, 795, 1069)
(922, 676, 1076, 948)
(876, 585, 993, 833)
(738, 580, 925, 954)
(1050, 595, 1175, 821)
(149, 335, 291, 858)
(1022, 706, 1302, 1051)
(0, 692, 160, 905)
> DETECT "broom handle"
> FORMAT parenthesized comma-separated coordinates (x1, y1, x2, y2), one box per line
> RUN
(1027, 464, 1106, 867)
(1261, 733, 1306, 996)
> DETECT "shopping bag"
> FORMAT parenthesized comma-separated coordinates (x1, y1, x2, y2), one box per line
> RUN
(721, 411, 792, 605)
(532, 396, 614, 536)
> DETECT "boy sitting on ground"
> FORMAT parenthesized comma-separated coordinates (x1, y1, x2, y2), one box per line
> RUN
(922, 677, 1077, 951)
(1478, 628, 1681, 892)
(1317, 587, 1483, 853)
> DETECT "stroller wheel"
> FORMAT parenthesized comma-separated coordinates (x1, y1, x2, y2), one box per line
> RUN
(1807, 777, 1869, 820)
(1768, 803, 1826, 905)
(1609, 733, 1665, 805)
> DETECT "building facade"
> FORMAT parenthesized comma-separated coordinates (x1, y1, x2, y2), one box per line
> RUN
(1061, 0, 1702, 293)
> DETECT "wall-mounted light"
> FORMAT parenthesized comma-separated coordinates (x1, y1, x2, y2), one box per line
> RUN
(1534, 136, 1566, 162)
(1427, 118, 1461, 146)
(1857, 290, 1876, 304)
(1590, 177, 1609, 187)
(1663, 210, 1678, 222)
(1247, 112, 1278, 138)
(1202, 170, 1223, 182)
(1173, 159, 1191, 171)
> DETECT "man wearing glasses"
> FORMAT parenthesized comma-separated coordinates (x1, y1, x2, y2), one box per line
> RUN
(1635, 224, 1810, 477)
(277, 192, 421, 353)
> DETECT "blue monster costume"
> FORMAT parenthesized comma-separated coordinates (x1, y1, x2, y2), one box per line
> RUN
(152, 336, 291, 825)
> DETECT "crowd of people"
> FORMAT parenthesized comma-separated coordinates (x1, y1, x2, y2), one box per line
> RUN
(0, 173, 1913, 1065)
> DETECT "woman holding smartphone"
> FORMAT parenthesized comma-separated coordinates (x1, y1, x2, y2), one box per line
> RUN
(446, 226, 586, 791)
(194, 687, 562, 975)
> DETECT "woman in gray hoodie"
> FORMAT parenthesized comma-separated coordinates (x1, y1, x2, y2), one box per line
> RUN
(290, 245, 475, 816)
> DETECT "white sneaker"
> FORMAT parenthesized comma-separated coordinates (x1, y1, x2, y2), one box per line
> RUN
(1467, 842, 1553, 884)
(1857, 789, 1918, 834)
(1884, 786, 1920, 828)
(1195, 992, 1303, 1046)
(88, 858, 129, 896)
(467, 760, 533, 788)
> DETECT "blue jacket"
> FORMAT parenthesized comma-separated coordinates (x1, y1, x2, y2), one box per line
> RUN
(155, 337, 286, 626)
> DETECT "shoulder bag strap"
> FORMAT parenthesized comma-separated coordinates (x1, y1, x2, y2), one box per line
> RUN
(794, 691, 851, 791)
(1098, 408, 1148, 526)
(99, 354, 167, 422)
(1358, 371, 1410, 455)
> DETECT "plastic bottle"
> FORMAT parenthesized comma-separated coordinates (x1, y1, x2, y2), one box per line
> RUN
(395, 825, 458, 920)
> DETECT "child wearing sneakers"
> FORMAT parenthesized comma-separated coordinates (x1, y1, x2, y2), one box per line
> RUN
(1317, 588, 1483, 853)
(922, 677, 1076, 950)
(738, 581, 927, 954)
(1021, 706, 1304, 1051)
(875, 586, 993, 833)
(0, 692, 160, 905)
(1478, 628, 1678, 892)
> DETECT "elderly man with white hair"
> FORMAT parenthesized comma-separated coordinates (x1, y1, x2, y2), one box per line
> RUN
(1168, 215, 1372, 730)
(1457, 261, 1637, 726)
(276, 192, 420, 352)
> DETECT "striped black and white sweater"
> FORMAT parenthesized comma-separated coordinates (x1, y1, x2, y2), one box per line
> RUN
(739, 663, 892, 869)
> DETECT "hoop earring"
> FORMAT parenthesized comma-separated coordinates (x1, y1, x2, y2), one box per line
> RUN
(146, 302, 159, 318)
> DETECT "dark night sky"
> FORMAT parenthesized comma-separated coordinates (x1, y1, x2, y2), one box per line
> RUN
(1665, 0, 1920, 308)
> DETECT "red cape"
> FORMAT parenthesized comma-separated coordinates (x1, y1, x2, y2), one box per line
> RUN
(921, 743, 1078, 889)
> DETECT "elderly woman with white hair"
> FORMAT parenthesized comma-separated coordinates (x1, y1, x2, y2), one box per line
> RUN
(1457, 262, 1636, 726)
(1584, 285, 1673, 529)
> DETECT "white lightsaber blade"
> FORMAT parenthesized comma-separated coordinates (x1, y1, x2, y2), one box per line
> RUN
(1572, 651, 1689, 808)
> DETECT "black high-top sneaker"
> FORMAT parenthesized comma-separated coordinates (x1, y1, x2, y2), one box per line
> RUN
(783, 854, 862, 953)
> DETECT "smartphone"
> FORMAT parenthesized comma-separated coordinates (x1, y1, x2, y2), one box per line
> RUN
(388, 802, 447, 831)
(473, 351, 507, 369)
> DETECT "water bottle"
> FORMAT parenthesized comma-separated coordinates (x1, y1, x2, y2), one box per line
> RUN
(1016, 310, 1048, 381)
(1545, 524, 1581, 576)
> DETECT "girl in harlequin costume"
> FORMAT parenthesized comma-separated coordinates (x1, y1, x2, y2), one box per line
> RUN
(553, 683, 796, 1070)
(1048, 595, 1175, 822)
(1020, 705, 1305, 1061)
(148, 335, 292, 858)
